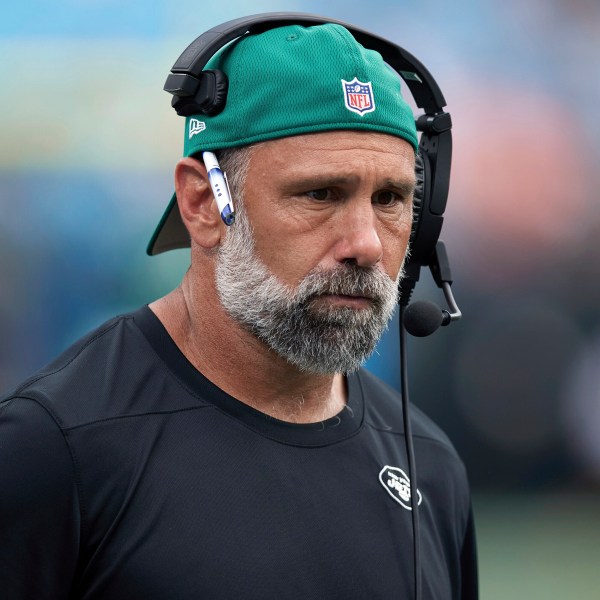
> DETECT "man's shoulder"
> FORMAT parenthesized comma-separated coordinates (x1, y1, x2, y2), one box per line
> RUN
(356, 367, 461, 462)
(357, 367, 471, 509)
(0, 307, 169, 429)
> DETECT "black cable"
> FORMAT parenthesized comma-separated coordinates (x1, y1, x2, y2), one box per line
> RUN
(399, 304, 422, 600)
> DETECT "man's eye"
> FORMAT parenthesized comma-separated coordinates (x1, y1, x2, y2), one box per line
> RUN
(306, 189, 332, 201)
(375, 190, 402, 206)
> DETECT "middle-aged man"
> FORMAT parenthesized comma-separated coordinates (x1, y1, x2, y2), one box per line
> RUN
(0, 19, 478, 600)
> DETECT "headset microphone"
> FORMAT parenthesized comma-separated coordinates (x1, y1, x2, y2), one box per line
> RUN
(401, 240, 462, 337)
(403, 301, 446, 337)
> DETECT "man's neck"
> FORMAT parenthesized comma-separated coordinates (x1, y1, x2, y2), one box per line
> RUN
(149, 282, 347, 424)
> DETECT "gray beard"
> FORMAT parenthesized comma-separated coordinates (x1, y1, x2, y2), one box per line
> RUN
(215, 207, 402, 375)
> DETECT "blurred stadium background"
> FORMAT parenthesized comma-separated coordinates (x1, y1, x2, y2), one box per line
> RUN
(1, 0, 599, 597)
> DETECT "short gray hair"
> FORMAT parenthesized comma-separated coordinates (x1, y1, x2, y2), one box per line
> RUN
(216, 145, 257, 211)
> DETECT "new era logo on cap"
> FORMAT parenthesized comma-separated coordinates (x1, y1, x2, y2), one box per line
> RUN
(342, 78, 376, 115)
(189, 119, 206, 139)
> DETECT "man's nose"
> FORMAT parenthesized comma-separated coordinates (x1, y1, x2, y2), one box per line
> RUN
(332, 203, 383, 268)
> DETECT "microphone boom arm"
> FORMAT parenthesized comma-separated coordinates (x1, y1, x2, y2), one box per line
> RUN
(429, 240, 462, 327)
(441, 281, 461, 325)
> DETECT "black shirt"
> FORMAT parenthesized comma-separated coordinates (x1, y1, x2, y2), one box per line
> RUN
(0, 306, 477, 599)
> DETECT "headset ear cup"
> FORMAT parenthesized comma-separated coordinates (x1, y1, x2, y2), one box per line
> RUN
(410, 151, 426, 249)
(170, 70, 229, 117)
(202, 69, 229, 116)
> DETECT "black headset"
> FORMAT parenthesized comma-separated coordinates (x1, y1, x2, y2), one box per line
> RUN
(163, 14, 462, 600)
(163, 12, 454, 312)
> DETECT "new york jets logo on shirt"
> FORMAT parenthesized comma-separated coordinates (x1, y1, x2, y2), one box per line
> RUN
(379, 465, 422, 510)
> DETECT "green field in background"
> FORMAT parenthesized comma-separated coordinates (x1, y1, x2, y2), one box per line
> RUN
(474, 493, 600, 599)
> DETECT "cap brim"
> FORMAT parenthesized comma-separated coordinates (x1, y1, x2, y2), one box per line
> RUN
(146, 193, 191, 256)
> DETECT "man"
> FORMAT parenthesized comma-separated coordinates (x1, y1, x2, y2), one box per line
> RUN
(0, 21, 477, 599)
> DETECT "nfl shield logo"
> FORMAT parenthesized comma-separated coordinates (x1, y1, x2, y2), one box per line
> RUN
(342, 78, 376, 116)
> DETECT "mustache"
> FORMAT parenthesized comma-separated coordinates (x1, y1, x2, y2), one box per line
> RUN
(294, 264, 399, 304)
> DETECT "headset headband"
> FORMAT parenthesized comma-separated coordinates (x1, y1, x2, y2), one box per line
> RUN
(165, 13, 446, 114)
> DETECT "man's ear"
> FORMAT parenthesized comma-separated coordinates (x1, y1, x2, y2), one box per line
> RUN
(174, 156, 224, 249)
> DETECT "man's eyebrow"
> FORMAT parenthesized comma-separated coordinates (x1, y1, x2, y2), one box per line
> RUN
(381, 178, 416, 197)
(284, 175, 416, 195)
(284, 174, 360, 188)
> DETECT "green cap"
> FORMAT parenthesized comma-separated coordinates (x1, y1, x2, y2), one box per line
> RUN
(148, 23, 418, 255)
